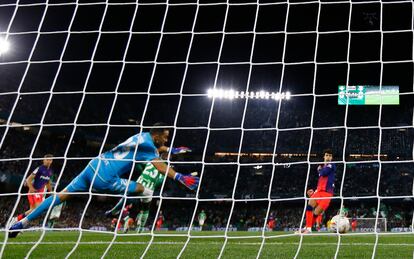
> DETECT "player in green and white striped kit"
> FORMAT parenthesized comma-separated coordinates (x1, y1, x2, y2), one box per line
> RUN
(198, 210, 206, 230)
(105, 146, 192, 232)
(135, 163, 164, 232)
(104, 163, 164, 232)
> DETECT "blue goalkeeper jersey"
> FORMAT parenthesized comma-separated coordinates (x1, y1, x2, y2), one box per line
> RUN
(89, 132, 159, 178)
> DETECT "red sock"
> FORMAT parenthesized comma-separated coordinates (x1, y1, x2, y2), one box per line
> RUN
(316, 214, 322, 225)
(17, 214, 25, 221)
(306, 210, 314, 228)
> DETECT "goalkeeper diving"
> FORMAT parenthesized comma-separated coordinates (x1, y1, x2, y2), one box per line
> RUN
(8, 123, 198, 238)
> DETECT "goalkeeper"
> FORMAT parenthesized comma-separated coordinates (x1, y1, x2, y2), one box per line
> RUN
(9, 123, 198, 238)
(105, 146, 191, 233)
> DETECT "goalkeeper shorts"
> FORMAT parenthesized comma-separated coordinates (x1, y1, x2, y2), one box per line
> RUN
(66, 164, 137, 194)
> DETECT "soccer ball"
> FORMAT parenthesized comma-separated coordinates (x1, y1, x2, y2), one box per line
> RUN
(329, 215, 350, 234)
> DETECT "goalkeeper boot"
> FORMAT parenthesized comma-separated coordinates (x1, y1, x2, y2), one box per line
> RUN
(8, 221, 24, 238)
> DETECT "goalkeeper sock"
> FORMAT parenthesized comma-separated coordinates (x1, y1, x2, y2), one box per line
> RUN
(25, 195, 61, 223)
(17, 214, 25, 221)
(305, 206, 313, 229)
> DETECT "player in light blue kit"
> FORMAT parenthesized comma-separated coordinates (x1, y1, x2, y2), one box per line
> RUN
(9, 123, 199, 238)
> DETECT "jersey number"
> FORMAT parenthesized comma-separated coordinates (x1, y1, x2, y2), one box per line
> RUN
(113, 136, 143, 160)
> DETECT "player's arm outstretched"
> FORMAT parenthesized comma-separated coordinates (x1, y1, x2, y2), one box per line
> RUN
(143, 125, 199, 191)
(158, 145, 192, 155)
(151, 159, 199, 191)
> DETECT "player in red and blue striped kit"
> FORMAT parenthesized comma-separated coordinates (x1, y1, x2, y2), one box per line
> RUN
(15, 154, 54, 222)
(299, 149, 336, 234)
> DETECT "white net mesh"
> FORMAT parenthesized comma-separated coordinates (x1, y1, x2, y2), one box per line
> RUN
(0, 1, 413, 259)
(354, 218, 387, 232)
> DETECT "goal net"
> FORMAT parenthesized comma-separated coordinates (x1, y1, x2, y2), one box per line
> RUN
(354, 218, 387, 232)
(0, 0, 413, 259)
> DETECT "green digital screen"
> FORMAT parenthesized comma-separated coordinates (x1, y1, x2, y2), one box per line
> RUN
(338, 85, 400, 105)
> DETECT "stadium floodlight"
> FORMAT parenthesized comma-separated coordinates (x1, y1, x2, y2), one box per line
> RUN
(0, 38, 10, 55)
(207, 88, 291, 100)
(286, 91, 291, 100)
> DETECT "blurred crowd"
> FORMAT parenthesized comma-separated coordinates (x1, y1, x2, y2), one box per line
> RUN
(1, 196, 412, 231)
(0, 101, 413, 232)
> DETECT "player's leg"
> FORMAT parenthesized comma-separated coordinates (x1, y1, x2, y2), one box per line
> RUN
(105, 176, 153, 199)
(199, 219, 204, 231)
(136, 210, 144, 231)
(47, 218, 56, 228)
(29, 199, 36, 211)
(9, 191, 70, 237)
(302, 192, 326, 233)
(313, 192, 332, 217)
(315, 213, 323, 231)
(21, 201, 40, 218)
(102, 179, 153, 233)
(136, 201, 150, 233)
(19, 191, 69, 224)
(22, 184, 76, 223)
(351, 220, 357, 232)
(304, 195, 318, 232)
(16, 193, 38, 221)
(313, 205, 325, 215)
(105, 198, 126, 218)
(123, 216, 134, 233)
(105, 197, 140, 218)
(28, 194, 36, 211)
(18, 190, 45, 221)
(304, 204, 315, 232)
(9, 166, 92, 237)
(104, 182, 149, 217)
(309, 193, 332, 232)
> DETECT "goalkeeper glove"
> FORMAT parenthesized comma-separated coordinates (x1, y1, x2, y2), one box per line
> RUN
(169, 146, 192, 155)
(174, 172, 199, 191)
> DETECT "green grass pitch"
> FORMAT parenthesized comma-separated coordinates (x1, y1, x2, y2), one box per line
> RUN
(1, 231, 413, 258)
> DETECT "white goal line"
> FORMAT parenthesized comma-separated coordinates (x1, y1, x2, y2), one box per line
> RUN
(2, 241, 414, 247)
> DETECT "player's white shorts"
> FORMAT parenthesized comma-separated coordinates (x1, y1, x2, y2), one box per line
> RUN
(199, 219, 205, 226)
(49, 203, 64, 220)
(141, 197, 152, 203)
(140, 187, 154, 203)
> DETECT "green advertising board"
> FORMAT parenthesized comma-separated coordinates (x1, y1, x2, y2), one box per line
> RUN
(338, 85, 399, 105)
